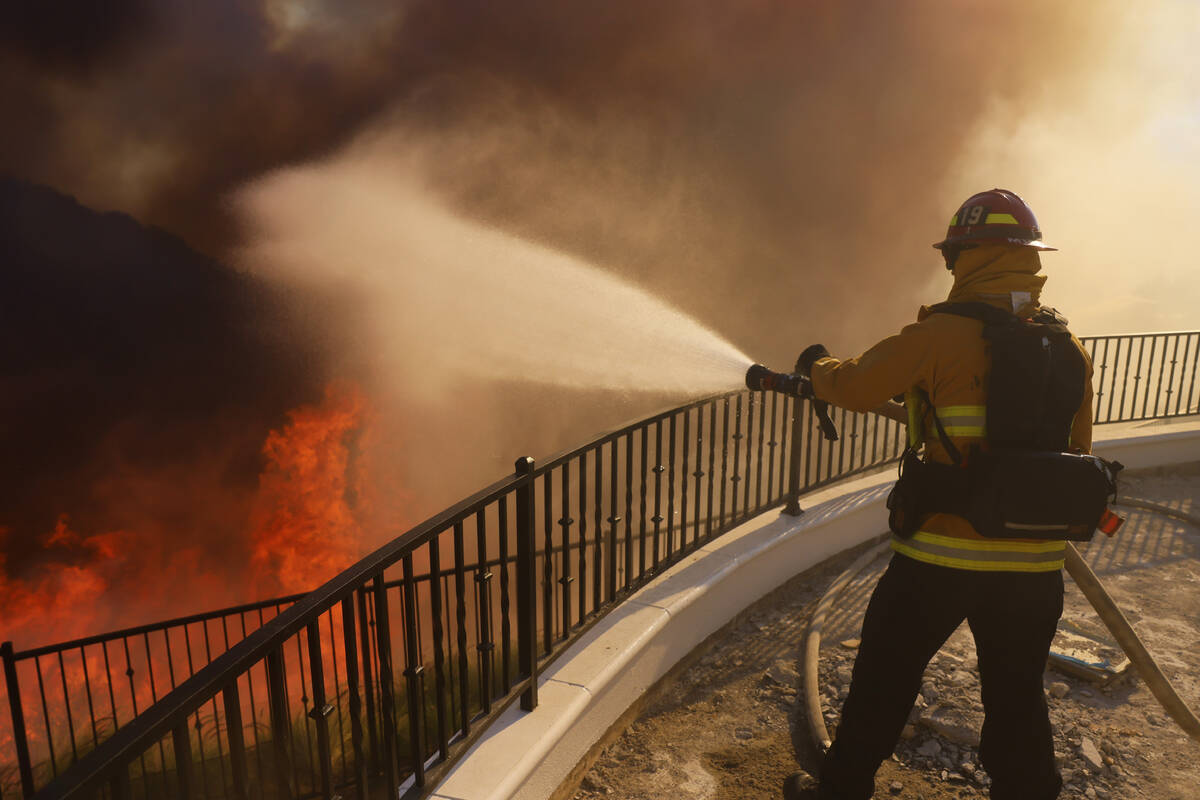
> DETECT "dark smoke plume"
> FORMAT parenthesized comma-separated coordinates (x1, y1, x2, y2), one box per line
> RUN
(4, 2, 1108, 327)
(0, 178, 332, 575)
(0, 1, 1145, 622)
(0, 0, 154, 74)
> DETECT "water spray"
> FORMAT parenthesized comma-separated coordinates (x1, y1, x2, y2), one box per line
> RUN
(744, 360, 839, 441)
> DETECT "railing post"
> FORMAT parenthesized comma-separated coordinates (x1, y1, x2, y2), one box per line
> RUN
(355, 587, 380, 776)
(515, 456, 539, 711)
(2, 642, 36, 798)
(222, 679, 250, 800)
(399, 555, 427, 788)
(172, 720, 196, 800)
(340, 595, 369, 800)
(108, 763, 131, 800)
(265, 648, 295, 800)
(371, 575, 400, 793)
(784, 397, 806, 516)
(305, 621, 335, 799)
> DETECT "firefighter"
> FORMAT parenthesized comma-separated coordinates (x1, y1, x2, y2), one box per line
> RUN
(783, 189, 1093, 800)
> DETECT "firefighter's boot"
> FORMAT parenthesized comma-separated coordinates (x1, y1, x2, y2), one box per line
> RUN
(782, 772, 820, 799)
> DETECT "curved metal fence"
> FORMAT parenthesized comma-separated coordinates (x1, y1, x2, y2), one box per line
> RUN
(3, 330, 1197, 800)
(1082, 331, 1200, 424)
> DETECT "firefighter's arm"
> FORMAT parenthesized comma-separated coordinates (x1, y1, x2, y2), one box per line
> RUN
(808, 322, 935, 413)
(1069, 337, 1095, 454)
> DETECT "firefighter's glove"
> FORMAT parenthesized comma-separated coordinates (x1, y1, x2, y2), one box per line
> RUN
(795, 344, 831, 379)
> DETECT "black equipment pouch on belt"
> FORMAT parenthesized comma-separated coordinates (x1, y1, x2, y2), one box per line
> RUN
(886, 449, 929, 539)
(965, 450, 1122, 540)
(886, 302, 1124, 542)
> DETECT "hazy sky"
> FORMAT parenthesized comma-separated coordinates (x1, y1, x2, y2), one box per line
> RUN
(946, 2, 1200, 336)
(6, 0, 1198, 352)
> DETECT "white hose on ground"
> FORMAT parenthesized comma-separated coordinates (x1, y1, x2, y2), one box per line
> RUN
(802, 537, 892, 751)
(1114, 496, 1200, 530)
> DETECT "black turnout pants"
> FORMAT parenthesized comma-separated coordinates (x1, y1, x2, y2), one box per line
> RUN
(819, 552, 1064, 800)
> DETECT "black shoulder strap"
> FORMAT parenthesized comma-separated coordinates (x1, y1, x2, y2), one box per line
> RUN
(928, 301, 1016, 326)
(933, 301, 1074, 332)
(915, 387, 964, 467)
(929, 406, 963, 467)
(1030, 305, 1070, 327)
(923, 303, 1005, 465)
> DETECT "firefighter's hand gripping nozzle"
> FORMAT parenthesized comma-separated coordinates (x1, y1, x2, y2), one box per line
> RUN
(745, 364, 839, 441)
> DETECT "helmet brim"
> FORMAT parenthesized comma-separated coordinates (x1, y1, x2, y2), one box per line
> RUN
(932, 238, 1056, 252)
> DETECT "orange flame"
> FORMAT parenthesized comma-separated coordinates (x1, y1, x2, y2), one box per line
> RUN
(0, 518, 111, 646)
(0, 381, 385, 651)
(0, 382, 397, 786)
(249, 382, 370, 597)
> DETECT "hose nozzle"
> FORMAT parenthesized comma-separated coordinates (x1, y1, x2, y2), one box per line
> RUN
(745, 362, 838, 441)
(746, 363, 805, 396)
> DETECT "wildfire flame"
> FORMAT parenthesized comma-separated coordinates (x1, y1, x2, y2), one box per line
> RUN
(0, 518, 113, 646)
(249, 382, 369, 597)
(0, 382, 379, 651)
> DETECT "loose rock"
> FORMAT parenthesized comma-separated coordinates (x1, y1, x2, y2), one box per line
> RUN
(917, 739, 942, 757)
(919, 705, 982, 747)
(765, 659, 798, 686)
(1080, 738, 1105, 772)
(581, 775, 608, 794)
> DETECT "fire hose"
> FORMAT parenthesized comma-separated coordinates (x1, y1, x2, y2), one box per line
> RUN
(802, 537, 892, 751)
(746, 363, 1200, 747)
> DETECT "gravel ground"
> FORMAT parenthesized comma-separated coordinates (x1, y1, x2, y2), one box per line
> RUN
(568, 463, 1200, 800)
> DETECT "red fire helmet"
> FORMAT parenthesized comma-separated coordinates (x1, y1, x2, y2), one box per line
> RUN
(932, 188, 1056, 252)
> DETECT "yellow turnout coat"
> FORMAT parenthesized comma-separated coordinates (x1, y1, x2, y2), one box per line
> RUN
(809, 245, 1093, 572)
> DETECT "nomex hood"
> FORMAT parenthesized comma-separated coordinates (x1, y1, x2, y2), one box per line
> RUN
(921, 243, 1048, 320)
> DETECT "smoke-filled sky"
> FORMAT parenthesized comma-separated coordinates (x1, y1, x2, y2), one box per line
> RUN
(3, 0, 1199, 622)
(7, 0, 1198, 347)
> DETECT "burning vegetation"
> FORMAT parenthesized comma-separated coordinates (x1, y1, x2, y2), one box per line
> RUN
(0, 179, 382, 651)
(249, 382, 369, 598)
(0, 381, 376, 651)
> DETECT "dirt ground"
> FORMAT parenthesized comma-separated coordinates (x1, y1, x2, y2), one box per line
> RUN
(568, 463, 1200, 800)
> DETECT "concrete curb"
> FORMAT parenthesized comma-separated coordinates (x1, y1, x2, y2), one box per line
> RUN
(1090, 415, 1200, 470)
(429, 415, 1200, 800)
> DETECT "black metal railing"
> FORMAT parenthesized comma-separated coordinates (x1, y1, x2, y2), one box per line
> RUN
(2, 330, 1197, 800)
(1082, 331, 1200, 424)
(0, 596, 306, 800)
